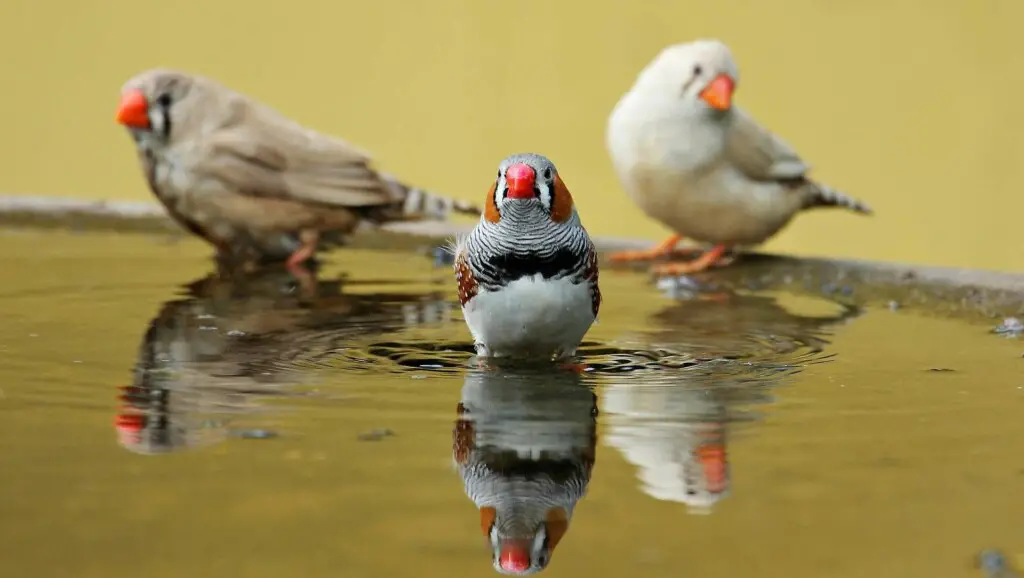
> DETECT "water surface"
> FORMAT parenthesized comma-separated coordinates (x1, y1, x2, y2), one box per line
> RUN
(1, 230, 1022, 578)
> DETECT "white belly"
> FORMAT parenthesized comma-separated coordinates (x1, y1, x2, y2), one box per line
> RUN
(462, 275, 596, 360)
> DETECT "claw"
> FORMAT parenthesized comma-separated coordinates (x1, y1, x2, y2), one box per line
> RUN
(651, 244, 733, 276)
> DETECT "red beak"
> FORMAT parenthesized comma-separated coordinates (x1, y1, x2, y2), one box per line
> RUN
(504, 163, 536, 199)
(116, 89, 151, 128)
(498, 540, 532, 572)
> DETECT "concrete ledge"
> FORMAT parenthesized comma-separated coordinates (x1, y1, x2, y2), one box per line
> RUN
(1, 195, 1021, 320)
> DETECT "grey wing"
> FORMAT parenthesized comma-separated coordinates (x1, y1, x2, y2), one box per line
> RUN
(724, 109, 811, 182)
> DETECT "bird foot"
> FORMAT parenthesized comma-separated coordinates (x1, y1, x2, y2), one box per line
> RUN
(651, 256, 734, 276)
(608, 234, 685, 263)
(285, 259, 318, 299)
(651, 245, 734, 276)
(610, 246, 703, 262)
(558, 362, 590, 374)
(285, 245, 316, 269)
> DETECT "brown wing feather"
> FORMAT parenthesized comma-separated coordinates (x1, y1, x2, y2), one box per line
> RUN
(724, 109, 810, 183)
(452, 402, 474, 465)
(199, 128, 393, 208)
(454, 249, 478, 307)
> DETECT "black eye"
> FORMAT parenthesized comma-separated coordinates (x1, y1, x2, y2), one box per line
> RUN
(156, 93, 172, 108)
(543, 168, 552, 180)
(693, 65, 703, 76)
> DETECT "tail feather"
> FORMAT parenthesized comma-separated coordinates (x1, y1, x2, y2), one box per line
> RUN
(803, 182, 873, 215)
(380, 172, 482, 221)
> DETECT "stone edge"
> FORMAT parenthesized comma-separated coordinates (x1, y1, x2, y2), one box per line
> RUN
(1, 195, 1021, 297)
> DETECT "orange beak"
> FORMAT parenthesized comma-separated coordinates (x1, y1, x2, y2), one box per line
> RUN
(498, 539, 532, 573)
(698, 74, 735, 111)
(504, 163, 536, 199)
(116, 89, 151, 128)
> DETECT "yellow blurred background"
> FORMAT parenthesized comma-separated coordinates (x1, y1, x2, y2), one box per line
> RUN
(1, 0, 1021, 272)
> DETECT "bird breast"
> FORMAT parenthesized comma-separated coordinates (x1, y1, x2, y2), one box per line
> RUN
(462, 275, 595, 355)
(460, 459, 589, 517)
(608, 97, 726, 206)
(609, 93, 726, 172)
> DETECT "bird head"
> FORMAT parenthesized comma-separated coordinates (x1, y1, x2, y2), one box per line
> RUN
(483, 153, 577, 226)
(480, 505, 570, 575)
(115, 68, 202, 149)
(636, 38, 740, 114)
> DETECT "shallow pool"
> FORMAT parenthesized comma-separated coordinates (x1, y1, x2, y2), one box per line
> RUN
(0, 229, 1022, 578)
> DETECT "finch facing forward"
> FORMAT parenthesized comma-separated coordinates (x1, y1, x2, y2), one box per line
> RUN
(453, 153, 600, 361)
(606, 39, 873, 275)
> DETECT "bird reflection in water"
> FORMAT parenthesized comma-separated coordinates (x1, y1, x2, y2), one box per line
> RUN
(115, 264, 453, 454)
(602, 288, 861, 513)
(452, 365, 598, 575)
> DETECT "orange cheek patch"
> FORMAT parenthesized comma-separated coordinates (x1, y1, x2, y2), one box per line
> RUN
(484, 182, 501, 223)
(479, 506, 497, 536)
(549, 175, 575, 223)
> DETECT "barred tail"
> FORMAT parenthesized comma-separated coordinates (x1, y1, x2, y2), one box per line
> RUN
(380, 173, 482, 221)
(803, 182, 874, 215)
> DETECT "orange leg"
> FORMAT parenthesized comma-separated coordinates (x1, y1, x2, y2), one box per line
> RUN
(282, 238, 317, 300)
(285, 241, 317, 270)
(652, 244, 734, 276)
(558, 362, 590, 374)
(608, 234, 686, 263)
(285, 230, 318, 284)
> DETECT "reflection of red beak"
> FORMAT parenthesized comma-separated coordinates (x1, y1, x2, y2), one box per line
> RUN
(498, 539, 532, 573)
(115, 414, 145, 431)
(696, 441, 729, 493)
(116, 383, 147, 443)
(115, 412, 146, 446)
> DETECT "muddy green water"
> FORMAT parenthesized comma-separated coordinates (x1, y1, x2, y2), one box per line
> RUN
(0, 230, 1022, 578)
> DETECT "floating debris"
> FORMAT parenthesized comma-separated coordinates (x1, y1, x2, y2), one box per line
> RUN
(993, 317, 1024, 337)
(238, 429, 278, 440)
(927, 368, 956, 373)
(887, 300, 900, 311)
(431, 246, 455, 267)
(357, 428, 395, 442)
(655, 275, 702, 300)
(976, 549, 1020, 578)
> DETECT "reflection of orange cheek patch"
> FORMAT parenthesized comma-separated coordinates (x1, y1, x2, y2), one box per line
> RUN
(545, 507, 569, 552)
(479, 506, 496, 536)
(550, 175, 574, 223)
(484, 182, 501, 223)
